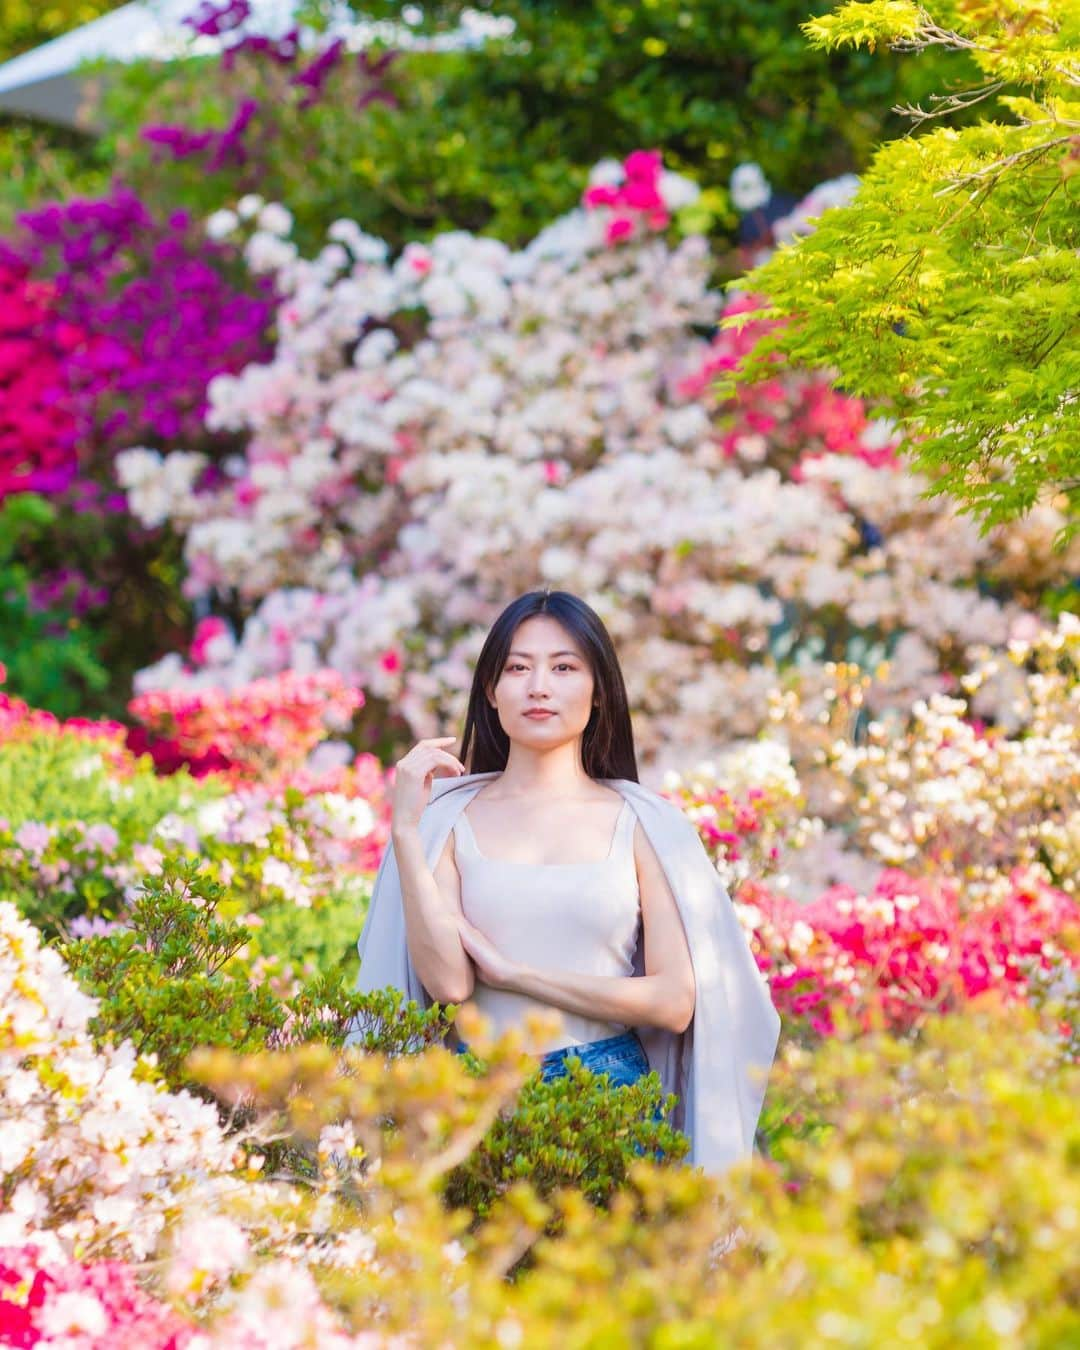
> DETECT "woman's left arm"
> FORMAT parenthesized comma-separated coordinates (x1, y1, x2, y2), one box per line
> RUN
(457, 822, 697, 1035)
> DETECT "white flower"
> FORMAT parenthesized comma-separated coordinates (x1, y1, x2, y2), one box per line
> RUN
(244, 231, 299, 275)
(257, 202, 294, 237)
(729, 161, 772, 212)
(587, 157, 625, 187)
(37, 1290, 108, 1337)
(205, 208, 239, 240)
(319, 793, 375, 837)
(658, 170, 701, 211)
(236, 193, 265, 220)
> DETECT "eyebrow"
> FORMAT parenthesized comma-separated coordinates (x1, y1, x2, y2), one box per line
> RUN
(507, 650, 582, 659)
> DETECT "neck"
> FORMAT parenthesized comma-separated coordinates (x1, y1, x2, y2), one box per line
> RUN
(496, 739, 594, 798)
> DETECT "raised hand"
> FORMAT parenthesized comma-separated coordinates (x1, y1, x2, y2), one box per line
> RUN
(391, 736, 466, 836)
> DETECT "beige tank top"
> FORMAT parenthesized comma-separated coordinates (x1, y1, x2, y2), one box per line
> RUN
(453, 797, 642, 1053)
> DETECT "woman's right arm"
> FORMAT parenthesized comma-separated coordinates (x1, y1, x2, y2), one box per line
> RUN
(391, 737, 475, 1006)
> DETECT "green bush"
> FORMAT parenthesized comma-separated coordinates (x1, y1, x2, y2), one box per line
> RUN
(0, 724, 217, 931)
(0, 729, 207, 838)
(62, 859, 450, 1096)
(444, 1054, 688, 1221)
(61, 861, 291, 1095)
(87, 0, 974, 255)
(240, 880, 369, 986)
(0, 496, 110, 716)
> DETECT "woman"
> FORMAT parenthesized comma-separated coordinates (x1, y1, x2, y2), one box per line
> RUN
(349, 590, 781, 1176)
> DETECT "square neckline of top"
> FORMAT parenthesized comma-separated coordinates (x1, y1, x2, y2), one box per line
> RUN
(456, 796, 633, 868)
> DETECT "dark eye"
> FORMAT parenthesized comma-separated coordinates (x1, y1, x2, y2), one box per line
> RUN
(555, 663, 575, 672)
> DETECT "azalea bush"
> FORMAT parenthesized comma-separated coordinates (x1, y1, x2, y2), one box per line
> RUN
(127, 667, 365, 781)
(4, 874, 1079, 1343)
(0, 263, 82, 499)
(62, 860, 439, 1106)
(164, 1004, 1080, 1342)
(444, 1053, 687, 1224)
(0, 185, 277, 711)
(1, 186, 275, 466)
(0, 1242, 199, 1348)
(749, 865, 1079, 1048)
(0, 669, 386, 934)
(0, 899, 240, 1261)
(120, 152, 1078, 776)
(764, 613, 1080, 892)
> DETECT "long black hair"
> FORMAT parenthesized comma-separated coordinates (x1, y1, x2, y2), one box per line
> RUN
(460, 590, 639, 782)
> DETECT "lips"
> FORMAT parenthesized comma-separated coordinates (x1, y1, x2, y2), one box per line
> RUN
(523, 710, 556, 719)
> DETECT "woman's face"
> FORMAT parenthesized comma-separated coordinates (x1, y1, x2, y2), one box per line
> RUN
(489, 615, 596, 749)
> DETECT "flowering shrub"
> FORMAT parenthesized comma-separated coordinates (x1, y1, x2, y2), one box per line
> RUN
(173, 1003, 1078, 1344)
(0, 1243, 198, 1347)
(128, 668, 364, 781)
(581, 148, 695, 243)
(766, 613, 1080, 894)
(147, 0, 399, 160)
(0, 185, 278, 712)
(0, 901, 238, 1260)
(0, 677, 386, 933)
(120, 155, 1078, 770)
(0, 264, 80, 500)
(749, 866, 1079, 1043)
(62, 860, 428, 1109)
(660, 740, 820, 894)
(3, 884, 1077, 1340)
(1, 186, 275, 470)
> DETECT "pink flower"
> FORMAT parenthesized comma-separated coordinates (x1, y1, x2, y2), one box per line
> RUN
(583, 185, 619, 208)
(621, 178, 664, 212)
(190, 615, 232, 667)
(605, 216, 635, 246)
(624, 149, 663, 181)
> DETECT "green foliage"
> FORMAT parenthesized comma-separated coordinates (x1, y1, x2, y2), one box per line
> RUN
(0, 727, 214, 929)
(88, 0, 971, 255)
(444, 1054, 688, 1221)
(0, 729, 203, 838)
(62, 859, 452, 1101)
(733, 0, 1080, 543)
(241, 881, 369, 984)
(0, 0, 121, 231)
(190, 1003, 1080, 1342)
(0, 0, 126, 62)
(0, 495, 110, 715)
(61, 861, 290, 1096)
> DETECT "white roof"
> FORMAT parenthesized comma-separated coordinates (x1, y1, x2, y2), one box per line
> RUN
(0, 1, 493, 126)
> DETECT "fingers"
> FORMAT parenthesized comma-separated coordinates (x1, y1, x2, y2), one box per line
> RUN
(399, 738, 466, 777)
(426, 749, 465, 778)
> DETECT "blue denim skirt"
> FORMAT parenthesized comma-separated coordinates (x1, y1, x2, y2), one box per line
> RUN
(536, 1029, 650, 1087)
(453, 1028, 650, 1085)
(454, 1028, 665, 1152)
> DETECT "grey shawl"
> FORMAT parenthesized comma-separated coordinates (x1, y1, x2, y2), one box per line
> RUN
(348, 771, 782, 1176)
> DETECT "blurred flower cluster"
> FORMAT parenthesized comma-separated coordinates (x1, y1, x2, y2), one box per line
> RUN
(128, 667, 364, 781)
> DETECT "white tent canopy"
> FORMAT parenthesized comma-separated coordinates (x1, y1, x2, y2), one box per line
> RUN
(0, 0, 492, 128)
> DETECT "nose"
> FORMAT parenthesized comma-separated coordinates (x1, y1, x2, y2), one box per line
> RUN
(526, 668, 550, 699)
